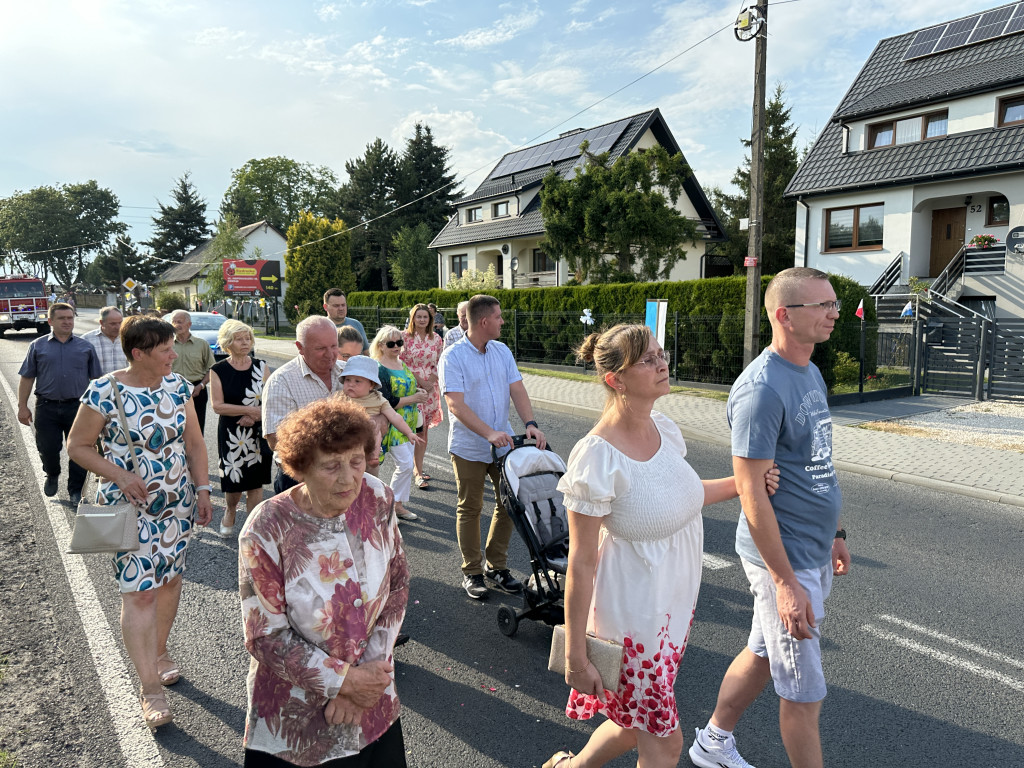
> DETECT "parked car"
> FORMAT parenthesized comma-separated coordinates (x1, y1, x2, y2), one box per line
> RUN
(162, 311, 229, 359)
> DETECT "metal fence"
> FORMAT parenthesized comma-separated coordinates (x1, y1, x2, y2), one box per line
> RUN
(350, 307, 917, 394)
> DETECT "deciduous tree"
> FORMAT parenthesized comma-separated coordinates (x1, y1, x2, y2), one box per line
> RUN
(220, 156, 339, 233)
(0, 181, 122, 288)
(283, 211, 354, 323)
(85, 235, 162, 290)
(539, 144, 698, 283)
(144, 171, 210, 264)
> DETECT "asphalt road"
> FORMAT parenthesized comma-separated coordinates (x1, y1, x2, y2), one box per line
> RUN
(1, 315, 1022, 767)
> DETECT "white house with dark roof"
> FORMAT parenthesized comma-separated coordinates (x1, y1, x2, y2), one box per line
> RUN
(430, 108, 726, 288)
(786, 2, 1024, 319)
(158, 219, 288, 311)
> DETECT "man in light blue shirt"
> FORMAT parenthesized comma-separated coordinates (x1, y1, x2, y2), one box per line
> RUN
(323, 288, 368, 352)
(439, 294, 546, 600)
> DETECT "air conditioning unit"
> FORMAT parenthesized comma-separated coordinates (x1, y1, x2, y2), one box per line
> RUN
(500, 243, 511, 255)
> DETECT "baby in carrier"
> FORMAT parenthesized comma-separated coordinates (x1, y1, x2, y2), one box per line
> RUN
(339, 355, 422, 477)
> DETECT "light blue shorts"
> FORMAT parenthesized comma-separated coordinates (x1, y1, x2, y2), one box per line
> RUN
(741, 558, 833, 703)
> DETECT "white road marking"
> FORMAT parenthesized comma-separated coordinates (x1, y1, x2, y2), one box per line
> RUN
(877, 613, 1024, 671)
(862, 624, 1024, 693)
(0, 373, 165, 767)
(701, 553, 734, 570)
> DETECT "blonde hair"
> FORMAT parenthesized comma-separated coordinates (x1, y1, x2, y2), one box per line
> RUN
(217, 319, 255, 353)
(369, 324, 403, 360)
(575, 324, 653, 409)
(405, 303, 434, 337)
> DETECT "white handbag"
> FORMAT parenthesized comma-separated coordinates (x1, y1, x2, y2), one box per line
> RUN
(67, 375, 143, 555)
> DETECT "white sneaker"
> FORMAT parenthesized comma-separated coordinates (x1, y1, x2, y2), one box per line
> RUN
(689, 727, 757, 768)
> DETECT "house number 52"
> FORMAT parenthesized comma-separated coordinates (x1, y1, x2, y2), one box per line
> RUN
(969, 204, 984, 213)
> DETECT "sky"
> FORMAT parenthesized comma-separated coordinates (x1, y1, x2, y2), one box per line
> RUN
(0, 0, 1008, 246)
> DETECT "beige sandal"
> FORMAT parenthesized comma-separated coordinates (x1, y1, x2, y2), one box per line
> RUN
(157, 652, 180, 686)
(543, 751, 573, 768)
(140, 688, 173, 730)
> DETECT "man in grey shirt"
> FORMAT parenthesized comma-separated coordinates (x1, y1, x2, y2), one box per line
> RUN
(439, 294, 546, 600)
(83, 305, 127, 374)
(323, 288, 368, 352)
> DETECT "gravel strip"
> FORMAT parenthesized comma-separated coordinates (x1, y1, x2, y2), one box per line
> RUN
(862, 400, 1024, 452)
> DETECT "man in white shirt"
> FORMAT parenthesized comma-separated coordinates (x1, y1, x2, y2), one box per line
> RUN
(262, 315, 344, 493)
(82, 306, 127, 374)
(443, 301, 469, 348)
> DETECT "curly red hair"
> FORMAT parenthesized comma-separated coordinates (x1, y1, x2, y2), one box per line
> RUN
(275, 397, 377, 476)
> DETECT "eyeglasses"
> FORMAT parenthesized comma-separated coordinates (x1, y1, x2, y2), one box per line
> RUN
(784, 300, 842, 313)
(635, 350, 670, 368)
(384, 339, 404, 349)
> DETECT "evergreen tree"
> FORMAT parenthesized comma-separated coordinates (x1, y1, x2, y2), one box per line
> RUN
(336, 139, 399, 292)
(144, 171, 211, 264)
(220, 157, 338, 233)
(200, 215, 248, 304)
(394, 123, 461, 232)
(389, 223, 439, 290)
(85, 235, 161, 289)
(283, 211, 354, 323)
(540, 143, 698, 283)
(711, 83, 801, 276)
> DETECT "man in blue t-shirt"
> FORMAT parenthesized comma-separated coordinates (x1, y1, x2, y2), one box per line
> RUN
(690, 268, 851, 768)
(323, 288, 369, 352)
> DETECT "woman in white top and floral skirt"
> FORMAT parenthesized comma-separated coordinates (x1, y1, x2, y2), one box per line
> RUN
(545, 324, 777, 768)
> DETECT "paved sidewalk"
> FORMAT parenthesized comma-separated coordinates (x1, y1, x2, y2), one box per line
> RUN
(254, 337, 1024, 508)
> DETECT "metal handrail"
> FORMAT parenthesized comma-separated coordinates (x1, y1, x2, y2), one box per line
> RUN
(926, 291, 991, 321)
(929, 245, 966, 297)
(868, 251, 905, 296)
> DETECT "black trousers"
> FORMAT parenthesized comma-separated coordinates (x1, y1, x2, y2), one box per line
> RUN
(35, 399, 87, 493)
(273, 465, 299, 495)
(191, 381, 209, 435)
(243, 719, 406, 768)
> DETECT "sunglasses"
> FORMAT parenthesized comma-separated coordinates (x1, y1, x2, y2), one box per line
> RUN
(385, 339, 404, 348)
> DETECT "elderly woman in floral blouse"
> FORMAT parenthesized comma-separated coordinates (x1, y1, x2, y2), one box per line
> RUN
(239, 397, 410, 767)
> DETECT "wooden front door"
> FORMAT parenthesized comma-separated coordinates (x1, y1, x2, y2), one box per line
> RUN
(930, 207, 966, 276)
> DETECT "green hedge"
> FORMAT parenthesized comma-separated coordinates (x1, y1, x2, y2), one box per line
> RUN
(349, 273, 874, 390)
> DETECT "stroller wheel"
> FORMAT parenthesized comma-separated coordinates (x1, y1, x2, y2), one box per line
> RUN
(496, 606, 519, 637)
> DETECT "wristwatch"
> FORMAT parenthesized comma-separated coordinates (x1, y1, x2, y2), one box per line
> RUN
(525, 420, 538, 430)
(834, 528, 847, 540)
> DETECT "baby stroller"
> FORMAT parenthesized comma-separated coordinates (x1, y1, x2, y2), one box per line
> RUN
(491, 437, 569, 637)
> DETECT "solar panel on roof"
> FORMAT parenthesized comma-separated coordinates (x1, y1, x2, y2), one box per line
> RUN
(934, 15, 981, 53)
(967, 5, 1015, 43)
(1006, 2, 1024, 34)
(486, 118, 632, 180)
(903, 26, 944, 61)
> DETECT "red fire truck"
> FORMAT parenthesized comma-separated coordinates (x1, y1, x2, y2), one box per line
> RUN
(0, 274, 50, 336)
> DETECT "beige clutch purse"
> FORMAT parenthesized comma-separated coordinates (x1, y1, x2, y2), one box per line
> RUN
(548, 624, 623, 690)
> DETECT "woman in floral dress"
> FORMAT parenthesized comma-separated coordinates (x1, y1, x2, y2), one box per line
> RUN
(69, 315, 213, 731)
(400, 303, 443, 489)
(239, 397, 409, 767)
(544, 325, 778, 768)
(210, 320, 272, 538)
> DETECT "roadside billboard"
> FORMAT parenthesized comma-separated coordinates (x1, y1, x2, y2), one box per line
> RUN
(223, 259, 282, 297)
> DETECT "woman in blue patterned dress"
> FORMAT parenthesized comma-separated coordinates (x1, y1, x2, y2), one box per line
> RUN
(69, 315, 214, 731)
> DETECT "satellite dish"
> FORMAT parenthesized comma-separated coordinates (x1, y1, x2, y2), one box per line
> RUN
(734, 6, 764, 42)
(509, 256, 519, 272)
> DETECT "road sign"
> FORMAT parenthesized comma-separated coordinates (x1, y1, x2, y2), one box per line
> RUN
(122, 278, 137, 291)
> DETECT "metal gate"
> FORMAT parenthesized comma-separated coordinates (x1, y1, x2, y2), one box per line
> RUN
(920, 317, 987, 397)
(988, 319, 1024, 401)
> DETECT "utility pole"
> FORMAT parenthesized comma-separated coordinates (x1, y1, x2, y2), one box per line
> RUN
(737, 4, 767, 368)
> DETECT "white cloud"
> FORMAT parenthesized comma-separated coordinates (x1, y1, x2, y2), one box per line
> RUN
(439, 7, 542, 50)
(316, 4, 341, 22)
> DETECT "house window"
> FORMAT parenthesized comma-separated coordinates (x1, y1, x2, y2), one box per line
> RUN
(492, 201, 509, 218)
(533, 248, 556, 272)
(467, 207, 482, 223)
(451, 254, 468, 278)
(868, 110, 947, 148)
(998, 95, 1024, 127)
(987, 196, 1010, 227)
(824, 204, 884, 251)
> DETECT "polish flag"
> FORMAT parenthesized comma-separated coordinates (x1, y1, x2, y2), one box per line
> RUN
(855, 299, 864, 319)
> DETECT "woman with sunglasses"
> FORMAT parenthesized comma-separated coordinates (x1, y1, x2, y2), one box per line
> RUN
(370, 325, 426, 521)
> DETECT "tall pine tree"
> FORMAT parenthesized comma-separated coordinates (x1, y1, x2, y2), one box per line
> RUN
(709, 84, 800, 276)
(395, 123, 461, 232)
(144, 171, 210, 264)
(336, 139, 400, 292)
